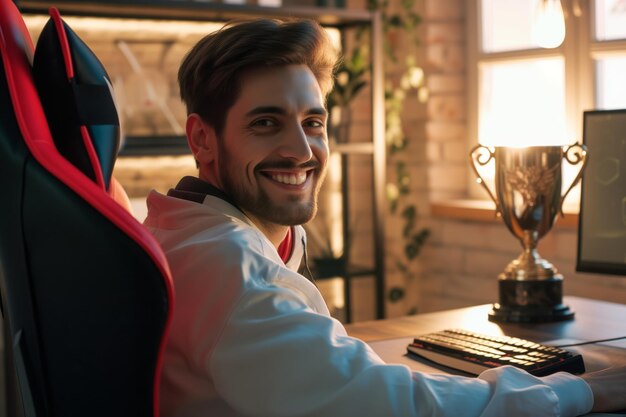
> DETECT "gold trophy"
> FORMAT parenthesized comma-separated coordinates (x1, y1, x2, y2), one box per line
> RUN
(470, 144, 587, 323)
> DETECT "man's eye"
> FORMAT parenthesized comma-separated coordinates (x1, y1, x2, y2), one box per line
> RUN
(251, 119, 277, 128)
(304, 119, 324, 129)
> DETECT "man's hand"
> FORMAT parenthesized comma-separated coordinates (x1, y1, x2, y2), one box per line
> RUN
(581, 366, 626, 412)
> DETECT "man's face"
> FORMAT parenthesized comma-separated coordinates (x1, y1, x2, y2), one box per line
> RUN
(216, 64, 329, 228)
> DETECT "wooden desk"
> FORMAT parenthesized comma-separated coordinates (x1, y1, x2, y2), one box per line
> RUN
(345, 296, 626, 343)
(345, 296, 626, 374)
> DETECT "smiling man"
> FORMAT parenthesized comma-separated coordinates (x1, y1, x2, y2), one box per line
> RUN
(186, 63, 328, 247)
(144, 18, 626, 417)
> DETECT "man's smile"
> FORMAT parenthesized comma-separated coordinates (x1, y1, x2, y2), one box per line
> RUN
(259, 168, 315, 187)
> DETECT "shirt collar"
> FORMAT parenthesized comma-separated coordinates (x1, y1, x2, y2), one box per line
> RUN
(167, 176, 239, 209)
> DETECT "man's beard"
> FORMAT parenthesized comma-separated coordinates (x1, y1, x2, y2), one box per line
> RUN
(219, 148, 326, 226)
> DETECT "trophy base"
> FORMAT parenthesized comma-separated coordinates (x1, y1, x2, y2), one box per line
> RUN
(488, 276, 575, 323)
(489, 302, 574, 323)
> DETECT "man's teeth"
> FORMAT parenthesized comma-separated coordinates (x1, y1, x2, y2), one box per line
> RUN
(271, 172, 307, 185)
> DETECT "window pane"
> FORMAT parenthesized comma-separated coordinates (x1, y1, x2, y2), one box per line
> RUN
(595, 0, 626, 41)
(596, 56, 626, 109)
(482, 0, 546, 52)
(479, 58, 567, 146)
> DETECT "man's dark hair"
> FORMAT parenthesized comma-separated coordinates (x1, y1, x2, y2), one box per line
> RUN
(178, 18, 338, 136)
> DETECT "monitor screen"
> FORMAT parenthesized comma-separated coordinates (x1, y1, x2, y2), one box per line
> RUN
(577, 109, 626, 276)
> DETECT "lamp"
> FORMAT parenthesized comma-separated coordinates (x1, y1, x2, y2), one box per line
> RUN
(534, 0, 566, 48)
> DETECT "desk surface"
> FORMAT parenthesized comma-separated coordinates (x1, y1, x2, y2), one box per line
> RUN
(345, 296, 626, 373)
(345, 296, 626, 345)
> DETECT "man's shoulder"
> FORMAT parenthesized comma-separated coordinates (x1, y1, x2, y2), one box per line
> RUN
(144, 190, 303, 285)
(145, 190, 258, 241)
(151, 207, 266, 259)
(145, 194, 271, 261)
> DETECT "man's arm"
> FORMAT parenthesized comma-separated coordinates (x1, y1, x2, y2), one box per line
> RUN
(207, 258, 594, 417)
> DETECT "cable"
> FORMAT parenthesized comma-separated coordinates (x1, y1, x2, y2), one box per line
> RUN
(555, 335, 626, 348)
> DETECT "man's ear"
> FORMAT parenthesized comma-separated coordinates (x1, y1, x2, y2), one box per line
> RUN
(186, 113, 217, 166)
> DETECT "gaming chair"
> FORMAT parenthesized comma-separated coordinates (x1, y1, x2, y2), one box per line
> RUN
(0, 1, 174, 416)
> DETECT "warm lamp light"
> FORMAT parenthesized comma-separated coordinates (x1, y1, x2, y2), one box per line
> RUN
(534, 0, 566, 48)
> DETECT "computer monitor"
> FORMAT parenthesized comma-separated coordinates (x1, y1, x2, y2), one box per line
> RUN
(577, 109, 626, 276)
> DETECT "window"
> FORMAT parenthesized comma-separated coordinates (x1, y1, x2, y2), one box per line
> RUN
(593, 0, 626, 109)
(595, 0, 626, 41)
(468, 0, 626, 202)
(479, 57, 567, 147)
(596, 56, 626, 108)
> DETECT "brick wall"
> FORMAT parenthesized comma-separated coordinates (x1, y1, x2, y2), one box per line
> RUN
(419, 217, 626, 312)
(369, 0, 469, 318)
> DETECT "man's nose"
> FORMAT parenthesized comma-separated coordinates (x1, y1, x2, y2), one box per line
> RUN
(278, 124, 313, 162)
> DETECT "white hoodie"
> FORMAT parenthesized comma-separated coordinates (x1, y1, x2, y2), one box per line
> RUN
(144, 182, 593, 417)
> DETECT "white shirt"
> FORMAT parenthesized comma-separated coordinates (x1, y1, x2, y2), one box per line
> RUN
(144, 188, 594, 417)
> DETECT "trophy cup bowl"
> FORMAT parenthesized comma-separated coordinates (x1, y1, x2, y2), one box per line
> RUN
(470, 144, 587, 323)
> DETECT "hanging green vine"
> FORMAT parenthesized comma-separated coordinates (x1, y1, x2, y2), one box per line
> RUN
(368, 0, 430, 314)
(326, 0, 430, 315)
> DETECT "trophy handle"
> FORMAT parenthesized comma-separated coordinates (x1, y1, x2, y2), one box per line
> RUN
(560, 142, 588, 217)
(469, 144, 500, 215)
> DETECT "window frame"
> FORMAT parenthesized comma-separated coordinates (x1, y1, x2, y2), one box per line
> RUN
(466, 0, 626, 200)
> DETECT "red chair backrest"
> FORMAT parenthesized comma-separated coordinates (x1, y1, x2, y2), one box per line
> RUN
(0, 2, 174, 416)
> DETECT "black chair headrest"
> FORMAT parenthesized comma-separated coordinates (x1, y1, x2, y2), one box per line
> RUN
(33, 8, 120, 191)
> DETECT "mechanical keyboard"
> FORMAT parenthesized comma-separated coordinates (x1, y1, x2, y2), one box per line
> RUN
(407, 329, 586, 377)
